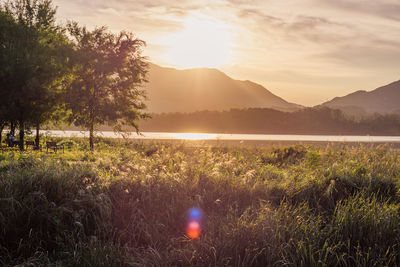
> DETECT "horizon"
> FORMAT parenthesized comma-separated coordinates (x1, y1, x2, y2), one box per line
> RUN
(52, 0, 400, 106)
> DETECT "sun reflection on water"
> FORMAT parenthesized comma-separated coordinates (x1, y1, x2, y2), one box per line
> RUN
(172, 133, 218, 140)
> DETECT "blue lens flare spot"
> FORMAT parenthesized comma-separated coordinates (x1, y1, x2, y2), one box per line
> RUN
(189, 208, 202, 220)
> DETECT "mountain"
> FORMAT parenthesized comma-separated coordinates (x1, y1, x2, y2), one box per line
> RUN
(144, 64, 302, 113)
(322, 80, 400, 115)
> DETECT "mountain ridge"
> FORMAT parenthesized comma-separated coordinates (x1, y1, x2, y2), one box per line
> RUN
(144, 63, 302, 113)
(145, 63, 400, 116)
(322, 80, 400, 115)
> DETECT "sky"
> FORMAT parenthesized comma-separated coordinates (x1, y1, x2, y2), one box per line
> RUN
(53, 0, 400, 106)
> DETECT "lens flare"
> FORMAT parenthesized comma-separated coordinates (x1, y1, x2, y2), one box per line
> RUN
(186, 208, 204, 239)
(189, 208, 202, 221)
(186, 221, 201, 239)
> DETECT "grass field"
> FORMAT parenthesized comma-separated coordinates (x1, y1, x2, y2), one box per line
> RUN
(1, 138, 400, 266)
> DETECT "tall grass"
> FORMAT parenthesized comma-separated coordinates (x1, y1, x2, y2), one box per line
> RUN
(1, 140, 400, 266)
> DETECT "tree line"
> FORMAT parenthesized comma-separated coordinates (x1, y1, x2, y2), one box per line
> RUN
(139, 107, 400, 136)
(0, 0, 148, 151)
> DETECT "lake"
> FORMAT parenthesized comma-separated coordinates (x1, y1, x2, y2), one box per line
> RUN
(45, 130, 400, 143)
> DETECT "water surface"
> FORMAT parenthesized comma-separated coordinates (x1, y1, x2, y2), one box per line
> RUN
(46, 131, 400, 143)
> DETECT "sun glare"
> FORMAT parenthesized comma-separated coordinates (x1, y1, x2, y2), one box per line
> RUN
(165, 16, 232, 69)
(172, 133, 218, 140)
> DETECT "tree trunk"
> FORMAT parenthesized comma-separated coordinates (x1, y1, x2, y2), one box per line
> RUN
(89, 122, 94, 152)
(19, 120, 24, 151)
(10, 121, 16, 136)
(0, 123, 4, 146)
(35, 122, 40, 149)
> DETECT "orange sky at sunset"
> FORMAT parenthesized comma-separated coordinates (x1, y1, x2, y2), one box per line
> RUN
(53, 0, 400, 106)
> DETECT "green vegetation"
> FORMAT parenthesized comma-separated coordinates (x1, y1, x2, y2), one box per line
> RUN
(0, 0, 148, 151)
(1, 139, 400, 266)
(65, 23, 148, 151)
(0, 0, 71, 150)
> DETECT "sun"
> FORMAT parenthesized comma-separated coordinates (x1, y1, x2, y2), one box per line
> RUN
(165, 16, 232, 69)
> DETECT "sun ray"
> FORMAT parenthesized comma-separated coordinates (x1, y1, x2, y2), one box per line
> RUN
(165, 16, 233, 69)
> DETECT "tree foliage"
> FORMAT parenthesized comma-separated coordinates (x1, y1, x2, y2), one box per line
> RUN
(66, 23, 149, 151)
(0, 0, 71, 150)
(0, 1, 149, 151)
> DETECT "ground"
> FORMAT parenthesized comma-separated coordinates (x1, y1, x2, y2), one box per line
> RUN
(1, 138, 400, 266)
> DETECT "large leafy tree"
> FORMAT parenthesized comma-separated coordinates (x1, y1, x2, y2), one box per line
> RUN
(0, 0, 71, 150)
(66, 23, 149, 151)
(0, 6, 21, 143)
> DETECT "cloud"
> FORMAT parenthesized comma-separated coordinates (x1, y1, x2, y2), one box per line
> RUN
(321, 0, 400, 21)
(315, 41, 400, 70)
(53, 0, 191, 33)
(236, 8, 353, 46)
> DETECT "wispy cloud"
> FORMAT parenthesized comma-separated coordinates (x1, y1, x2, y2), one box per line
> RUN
(321, 0, 400, 21)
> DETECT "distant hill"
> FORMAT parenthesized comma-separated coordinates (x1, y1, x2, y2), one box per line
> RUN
(144, 64, 302, 113)
(322, 80, 400, 116)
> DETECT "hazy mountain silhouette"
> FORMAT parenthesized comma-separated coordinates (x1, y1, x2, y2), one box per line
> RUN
(145, 64, 302, 113)
(322, 80, 400, 115)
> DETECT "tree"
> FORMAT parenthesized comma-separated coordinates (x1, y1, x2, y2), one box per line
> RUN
(0, 6, 20, 143)
(66, 23, 149, 151)
(0, 0, 71, 150)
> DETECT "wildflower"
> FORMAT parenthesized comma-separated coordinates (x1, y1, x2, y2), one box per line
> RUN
(245, 170, 256, 179)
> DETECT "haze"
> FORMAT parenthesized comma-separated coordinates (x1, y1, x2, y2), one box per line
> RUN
(53, 0, 400, 106)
